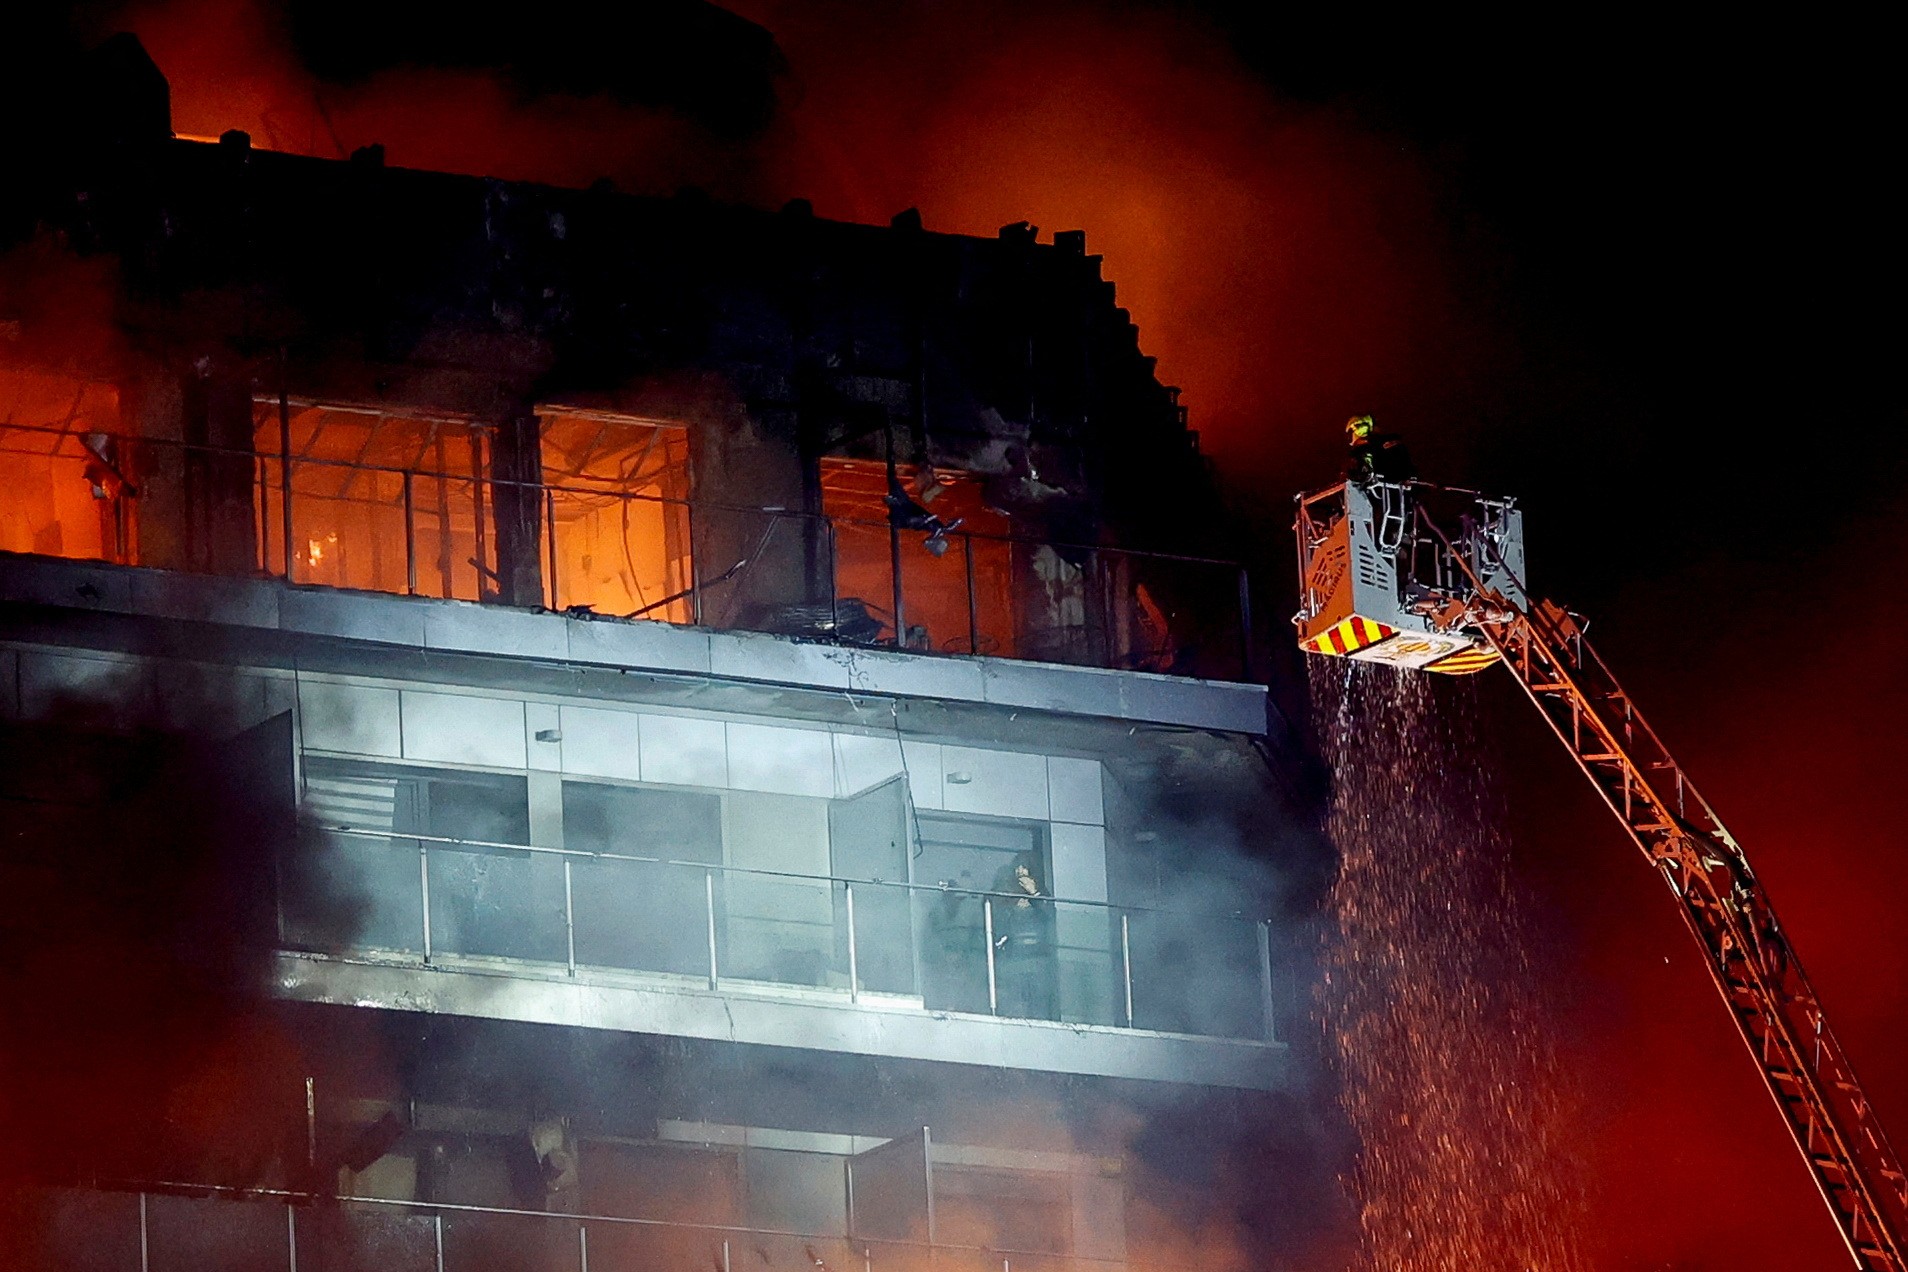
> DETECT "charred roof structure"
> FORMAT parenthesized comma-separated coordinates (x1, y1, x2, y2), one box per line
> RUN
(0, 35, 1337, 1272)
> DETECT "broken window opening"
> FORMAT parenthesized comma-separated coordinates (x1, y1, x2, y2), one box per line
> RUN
(0, 363, 135, 564)
(252, 401, 495, 602)
(538, 410, 693, 623)
(819, 458, 1016, 655)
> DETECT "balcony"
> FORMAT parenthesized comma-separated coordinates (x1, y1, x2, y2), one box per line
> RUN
(275, 820, 1285, 1091)
(0, 413, 1254, 682)
(17, 1180, 1241, 1272)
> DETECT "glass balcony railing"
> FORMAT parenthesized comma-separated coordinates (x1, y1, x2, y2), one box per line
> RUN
(0, 421, 1255, 681)
(15, 1183, 1249, 1272)
(282, 826, 1279, 1044)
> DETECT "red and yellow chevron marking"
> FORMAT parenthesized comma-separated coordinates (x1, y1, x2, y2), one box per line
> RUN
(1302, 615, 1396, 657)
(1425, 645, 1502, 676)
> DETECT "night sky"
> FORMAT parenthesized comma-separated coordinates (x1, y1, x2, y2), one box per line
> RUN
(8, 4, 1901, 1267)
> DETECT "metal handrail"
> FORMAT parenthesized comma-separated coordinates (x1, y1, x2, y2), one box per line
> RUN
(0, 419, 1245, 568)
(300, 821, 1282, 1042)
(30, 1176, 1224, 1272)
(314, 823, 1270, 923)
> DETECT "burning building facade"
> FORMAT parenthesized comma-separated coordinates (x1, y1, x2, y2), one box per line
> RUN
(1, 39, 1330, 1272)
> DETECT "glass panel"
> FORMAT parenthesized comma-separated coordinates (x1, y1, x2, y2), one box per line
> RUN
(297, 1202, 437, 1272)
(427, 841, 566, 964)
(721, 869, 840, 988)
(744, 1147, 848, 1236)
(581, 1221, 732, 1272)
(571, 856, 713, 978)
(932, 1164, 1073, 1256)
(915, 886, 993, 1015)
(283, 762, 426, 953)
(1051, 900, 1121, 1027)
(12, 1187, 141, 1272)
(145, 1193, 287, 1272)
(442, 1210, 577, 1272)
(845, 878, 918, 998)
(564, 782, 723, 978)
(829, 779, 916, 996)
(1127, 910, 1262, 1038)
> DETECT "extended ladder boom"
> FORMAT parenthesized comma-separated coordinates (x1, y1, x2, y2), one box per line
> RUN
(1426, 510, 1908, 1270)
(1292, 478, 1905, 1266)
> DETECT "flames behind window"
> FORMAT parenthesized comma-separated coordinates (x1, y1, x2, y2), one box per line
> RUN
(1, 363, 134, 564)
(820, 458, 1015, 654)
(539, 411, 693, 622)
(252, 402, 494, 601)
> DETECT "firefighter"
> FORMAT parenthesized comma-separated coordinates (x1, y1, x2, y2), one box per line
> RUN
(1344, 414, 1415, 483)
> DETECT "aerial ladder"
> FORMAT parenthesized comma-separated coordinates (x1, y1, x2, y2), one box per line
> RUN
(1294, 478, 1908, 1269)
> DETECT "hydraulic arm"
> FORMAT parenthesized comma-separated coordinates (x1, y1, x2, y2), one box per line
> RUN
(1296, 480, 1908, 1268)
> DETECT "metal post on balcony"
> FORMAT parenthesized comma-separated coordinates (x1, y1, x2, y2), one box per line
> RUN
(1258, 920, 1278, 1042)
(563, 857, 577, 977)
(305, 1075, 317, 1168)
(277, 369, 295, 582)
(403, 470, 418, 595)
(845, 883, 860, 1003)
(287, 1205, 299, 1272)
(827, 519, 841, 640)
(690, 504, 705, 627)
(705, 869, 720, 990)
(577, 1222, 589, 1272)
(983, 898, 998, 1015)
(1237, 565, 1255, 681)
(889, 522, 907, 650)
(419, 842, 433, 964)
(721, 1239, 732, 1272)
(434, 1212, 445, 1272)
(1121, 912, 1135, 1028)
(139, 1191, 150, 1272)
(545, 486, 560, 610)
(965, 533, 980, 655)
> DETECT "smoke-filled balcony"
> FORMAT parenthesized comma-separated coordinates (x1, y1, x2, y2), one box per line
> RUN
(18, 1182, 1227, 1272)
(281, 824, 1275, 1037)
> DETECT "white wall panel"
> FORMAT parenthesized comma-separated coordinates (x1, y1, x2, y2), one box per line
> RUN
(400, 691, 527, 769)
(832, 732, 905, 798)
(940, 745, 1048, 822)
(17, 650, 152, 730)
(557, 705, 642, 781)
(727, 722, 834, 798)
(639, 712, 728, 788)
(1046, 756, 1105, 826)
(1048, 823, 1109, 903)
(298, 679, 401, 756)
(901, 741, 943, 810)
(525, 702, 563, 772)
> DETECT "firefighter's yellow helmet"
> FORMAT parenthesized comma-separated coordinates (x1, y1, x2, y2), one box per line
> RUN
(1346, 414, 1375, 441)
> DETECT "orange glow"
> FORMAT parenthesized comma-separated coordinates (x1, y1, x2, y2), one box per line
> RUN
(0, 363, 136, 564)
(252, 401, 492, 599)
(820, 459, 1014, 653)
(540, 410, 693, 622)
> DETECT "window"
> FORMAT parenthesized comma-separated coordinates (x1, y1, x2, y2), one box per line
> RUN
(539, 411, 692, 622)
(0, 362, 134, 564)
(293, 759, 542, 960)
(253, 401, 492, 600)
(820, 459, 1016, 654)
(562, 782, 722, 977)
